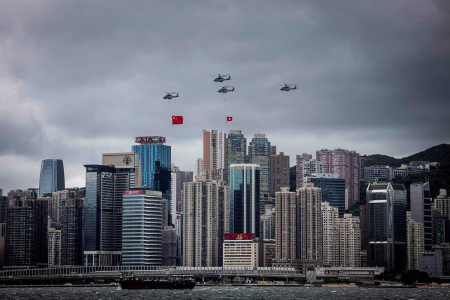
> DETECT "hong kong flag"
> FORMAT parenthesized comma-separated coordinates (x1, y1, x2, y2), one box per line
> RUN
(172, 116, 183, 125)
(227, 116, 232, 122)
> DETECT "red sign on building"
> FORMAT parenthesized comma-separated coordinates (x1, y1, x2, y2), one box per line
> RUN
(124, 190, 143, 195)
(224, 233, 255, 240)
(135, 136, 166, 144)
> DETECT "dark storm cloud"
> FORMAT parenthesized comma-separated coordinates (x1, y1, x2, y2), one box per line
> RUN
(0, 0, 449, 191)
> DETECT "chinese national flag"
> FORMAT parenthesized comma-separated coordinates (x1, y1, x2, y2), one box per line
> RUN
(227, 116, 232, 122)
(172, 116, 183, 125)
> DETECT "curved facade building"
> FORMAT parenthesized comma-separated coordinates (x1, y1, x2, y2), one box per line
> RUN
(39, 159, 65, 197)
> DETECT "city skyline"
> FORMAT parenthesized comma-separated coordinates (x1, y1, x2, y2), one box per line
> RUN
(1, 1, 449, 193)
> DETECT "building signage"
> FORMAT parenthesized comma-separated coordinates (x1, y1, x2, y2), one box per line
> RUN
(125, 190, 143, 195)
(224, 233, 255, 240)
(135, 136, 166, 144)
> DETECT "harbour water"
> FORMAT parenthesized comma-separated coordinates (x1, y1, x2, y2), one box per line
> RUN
(1, 285, 450, 300)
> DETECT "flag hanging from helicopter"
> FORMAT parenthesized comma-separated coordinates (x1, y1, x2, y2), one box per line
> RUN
(227, 116, 232, 122)
(172, 116, 183, 125)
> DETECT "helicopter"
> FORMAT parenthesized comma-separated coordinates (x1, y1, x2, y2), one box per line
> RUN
(218, 86, 235, 93)
(212, 74, 231, 83)
(279, 84, 297, 91)
(163, 92, 179, 100)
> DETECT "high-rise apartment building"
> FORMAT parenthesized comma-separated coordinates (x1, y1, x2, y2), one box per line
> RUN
(321, 202, 339, 267)
(270, 152, 290, 197)
(61, 198, 84, 266)
(122, 189, 162, 265)
(339, 214, 361, 267)
(366, 182, 407, 272)
(48, 226, 61, 267)
(410, 182, 432, 252)
(435, 189, 450, 218)
(203, 130, 226, 180)
(170, 164, 193, 225)
(196, 158, 204, 176)
(296, 153, 321, 189)
(407, 212, 424, 271)
(229, 164, 260, 236)
(83, 164, 137, 266)
(39, 159, 65, 197)
(248, 134, 271, 195)
(275, 187, 298, 262)
(298, 184, 323, 264)
(316, 149, 360, 206)
(260, 208, 275, 240)
(182, 178, 230, 267)
(5, 198, 49, 267)
(225, 130, 247, 183)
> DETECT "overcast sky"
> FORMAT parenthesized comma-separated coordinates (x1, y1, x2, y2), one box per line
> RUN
(1, 0, 449, 194)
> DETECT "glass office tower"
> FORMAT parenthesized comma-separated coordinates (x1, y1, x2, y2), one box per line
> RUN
(248, 134, 270, 196)
(229, 164, 260, 236)
(366, 182, 407, 272)
(132, 136, 171, 224)
(225, 130, 247, 183)
(310, 174, 346, 217)
(39, 159, 65, 197)
(122, 189, 162, 265)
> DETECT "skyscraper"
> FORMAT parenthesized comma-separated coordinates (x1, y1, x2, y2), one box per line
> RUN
(270, 152, 290, 197)
(321, 202, 339, 267)
(132, 136, 171, 224)
(225, 130, 247, 183)
(407, 212, 424, 271)
(5, 198, 48, 267)
(298, 184, 323, 264)
(182, 178, 230, 267)
(122, 189, 162, 265)
(39, 159, 65, 197)
(83, 164, 137, 266)
(275, 187, 298, 263)
(410, 182, 432, 252)
(366, 182, 407, 272)
(339, 214, 361, 267)
(229, 164, 260, 236)
(170, 164, 193, 225)
(310, 174, 346, 217)
(61, 197, 84, 266)
(249, 134, 271, 196)
(203, 130, 226, 180)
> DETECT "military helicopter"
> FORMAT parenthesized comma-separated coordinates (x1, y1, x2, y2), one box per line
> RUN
(212, 74, 231, 83)
(218, 86, 235, 93)
(163, 92, 179, 100)
(279, 84, 297, 91)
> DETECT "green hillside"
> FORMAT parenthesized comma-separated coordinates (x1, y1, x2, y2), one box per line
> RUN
(363, 144, 450, 167)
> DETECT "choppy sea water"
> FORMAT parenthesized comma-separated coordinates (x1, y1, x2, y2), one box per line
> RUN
(1, 285, 450, 300)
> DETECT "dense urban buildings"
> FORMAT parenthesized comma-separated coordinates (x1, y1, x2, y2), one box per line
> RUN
(316, 149, 360, 206)
(39, 159, 65, 197)
(364, 165, 393, 182)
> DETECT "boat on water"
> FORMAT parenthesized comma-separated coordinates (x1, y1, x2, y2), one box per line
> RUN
(119, 272, 196, 290)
